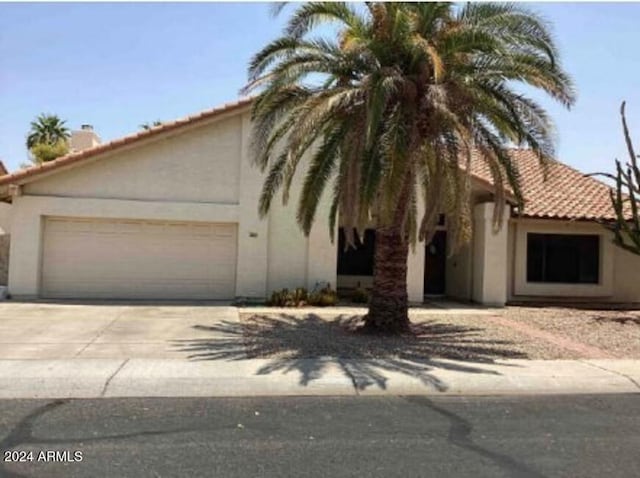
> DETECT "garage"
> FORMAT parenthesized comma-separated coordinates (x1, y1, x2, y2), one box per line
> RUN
(41, 217, 237, 299)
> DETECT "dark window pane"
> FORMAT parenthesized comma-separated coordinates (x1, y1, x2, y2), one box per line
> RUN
(337, 228, 375, 276)
(526, 233, 599, 284)
(579, 238, 600, 283)
(526, 234, 545, 282)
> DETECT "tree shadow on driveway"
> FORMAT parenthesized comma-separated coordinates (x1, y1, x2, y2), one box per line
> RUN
(172, 313, 528, 392)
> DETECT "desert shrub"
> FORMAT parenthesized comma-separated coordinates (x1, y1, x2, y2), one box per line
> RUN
(351, 287, 369, 304)
(267, 287, 308, 307)
(289, 287, 308, 306)
(308, 284, 338, 307)
(267, 285, 337, 307)
(267, 288, 289, 306)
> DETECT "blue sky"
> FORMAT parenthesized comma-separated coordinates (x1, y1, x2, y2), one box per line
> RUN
(1, 2, 639, 174)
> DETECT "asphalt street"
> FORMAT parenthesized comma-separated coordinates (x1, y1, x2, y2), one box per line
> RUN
(0, 394, 638, 478)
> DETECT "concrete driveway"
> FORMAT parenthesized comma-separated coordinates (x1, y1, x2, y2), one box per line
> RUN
(0, 302, 240, 359)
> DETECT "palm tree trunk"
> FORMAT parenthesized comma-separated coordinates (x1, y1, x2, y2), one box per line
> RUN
(363, 166, 414, 334)
(364, 225, 411, 333)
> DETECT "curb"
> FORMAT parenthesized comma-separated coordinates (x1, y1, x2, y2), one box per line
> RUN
(0, 358, 638, 399)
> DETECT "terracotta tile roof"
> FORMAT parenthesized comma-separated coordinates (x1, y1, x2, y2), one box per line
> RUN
(0, 97, 253, 187)
(470, 149, 619, 221)
(0, 96, 620, 222)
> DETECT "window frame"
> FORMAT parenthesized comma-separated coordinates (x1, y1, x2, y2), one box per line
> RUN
(525, 232, 601, 285)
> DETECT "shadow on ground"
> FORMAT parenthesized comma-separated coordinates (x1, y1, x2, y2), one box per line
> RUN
(172, 314, 527, 392)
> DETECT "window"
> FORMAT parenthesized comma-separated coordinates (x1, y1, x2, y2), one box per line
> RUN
(526, 233, 600, 284)
(337, 228, 375, 276)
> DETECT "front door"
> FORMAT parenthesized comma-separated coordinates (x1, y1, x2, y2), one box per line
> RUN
(424, 231, 447, 295)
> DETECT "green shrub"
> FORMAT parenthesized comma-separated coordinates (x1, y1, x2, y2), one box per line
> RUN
(266, 285, 338, 307)
(351, 287, 369, 304)
(267, 288, 289, 306)
(267, 287, 308, 307)
(29, 140, 69, 164)
(291, 287, 308, 304)
(308, 284, 338, 307)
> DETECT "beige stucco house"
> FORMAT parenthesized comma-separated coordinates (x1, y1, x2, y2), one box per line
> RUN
(1, 98, 638, 306)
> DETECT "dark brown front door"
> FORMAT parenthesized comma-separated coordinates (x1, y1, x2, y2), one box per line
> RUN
(424, 231, 446, 295)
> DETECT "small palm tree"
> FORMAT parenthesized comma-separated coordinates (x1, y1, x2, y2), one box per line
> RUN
(245, 2, 575, 333)
(26, 114, 70, 149)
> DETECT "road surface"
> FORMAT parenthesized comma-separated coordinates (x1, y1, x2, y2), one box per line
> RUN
(1, 394, 638, 477)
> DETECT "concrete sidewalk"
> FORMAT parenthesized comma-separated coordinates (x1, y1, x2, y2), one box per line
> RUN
(1, 358, 638, 399)
(1, 302, 638, 399)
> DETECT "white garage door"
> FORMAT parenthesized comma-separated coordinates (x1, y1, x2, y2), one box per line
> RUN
(41, 217, 237, 299)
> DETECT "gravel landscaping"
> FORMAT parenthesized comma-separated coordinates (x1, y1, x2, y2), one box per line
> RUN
(239, 306, 640, 361)
(240, 312, 528, 362)
(504, 306, 640, 359)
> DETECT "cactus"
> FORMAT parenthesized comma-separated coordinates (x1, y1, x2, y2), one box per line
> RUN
(600, 102, 640, 255)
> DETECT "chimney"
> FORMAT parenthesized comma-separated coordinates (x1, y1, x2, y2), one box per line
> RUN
(69, 125, 101, 152)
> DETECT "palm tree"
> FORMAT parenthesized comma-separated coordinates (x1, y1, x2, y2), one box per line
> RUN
(26, 114, 70, 149)
(244, 2, 575, 333)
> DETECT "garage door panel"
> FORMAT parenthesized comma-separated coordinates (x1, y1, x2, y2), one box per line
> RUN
(42, 279, 235, 300)
(41, 217, 237, 299)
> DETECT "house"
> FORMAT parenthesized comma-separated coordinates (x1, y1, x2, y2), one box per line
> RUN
(0, 98, 638, 305)
(68, 124, 101, 153)
(0, 160, 10, 285)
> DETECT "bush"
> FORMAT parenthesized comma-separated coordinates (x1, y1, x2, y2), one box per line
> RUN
(266, 284, 338, 307)
(290, 287, 308, 305)
(29, 140, 69, 164)
(308, 284, 338, 307)
(267, 287, 308, 307)
(351, 287, 369, 304)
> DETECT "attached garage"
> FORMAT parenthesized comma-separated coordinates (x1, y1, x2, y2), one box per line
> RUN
(41, 217, 237, 299)
(2, 100, 337, 301)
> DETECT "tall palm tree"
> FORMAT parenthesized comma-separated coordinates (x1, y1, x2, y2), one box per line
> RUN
(26, 114, 70, 149)
(244, 2, 575, 333)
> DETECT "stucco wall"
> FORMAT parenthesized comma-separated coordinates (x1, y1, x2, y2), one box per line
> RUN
(26, 115, 243, 204)
(612, 244, 640, 302)
(0, 202, 11, 234)
(264, 147, 339, 294)
(446, 242, 472, 301)
(0, 235, 9, 285)
(506, 221, 516, 300)
(472, 202, 509, 306)
(506, 218, 640, 303)
(7, 108, 338, 300)
(266, 168, 309, 293)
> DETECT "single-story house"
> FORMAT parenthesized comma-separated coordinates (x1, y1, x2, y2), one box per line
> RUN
(0, 98, 638, 306)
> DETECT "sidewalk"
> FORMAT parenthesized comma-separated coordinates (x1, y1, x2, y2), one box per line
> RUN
(1, 358, 638, 399)
(1, 302, 638, 399)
